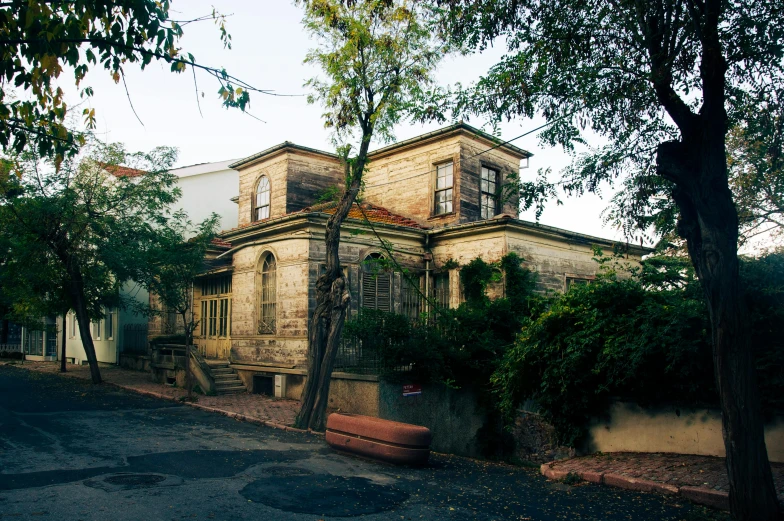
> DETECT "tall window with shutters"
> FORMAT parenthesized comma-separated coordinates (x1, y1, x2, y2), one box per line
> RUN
(361, 253, 391, 312)
(254, 175, 271, 221)
(258, 253, 277, 334)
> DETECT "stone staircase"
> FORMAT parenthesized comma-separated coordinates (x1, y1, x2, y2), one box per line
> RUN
(206, 361, 246, 395)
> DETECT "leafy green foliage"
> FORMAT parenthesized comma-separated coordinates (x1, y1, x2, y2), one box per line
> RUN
(344, 252, 539, 458)
(0, 139, 213, 382)
(0, 0, 258, 160)
(301, 0, 443, 147)
(295, 0, 445, 431)
(427, 0, 784, 243)
(493, 251, 784, 446)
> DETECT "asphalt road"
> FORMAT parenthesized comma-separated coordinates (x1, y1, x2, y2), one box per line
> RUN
(0, 365, 721, 520)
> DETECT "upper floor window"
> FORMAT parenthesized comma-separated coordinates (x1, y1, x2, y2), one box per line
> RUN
(434, 162, 454, 215)
(480, 166, 498, 219)
(258, 253, 277, 334)
(254, 176, 271, 221)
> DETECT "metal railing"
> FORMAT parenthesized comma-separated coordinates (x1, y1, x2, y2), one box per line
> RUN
(334, 336, 382, 375)
(0, 344, 22, 353)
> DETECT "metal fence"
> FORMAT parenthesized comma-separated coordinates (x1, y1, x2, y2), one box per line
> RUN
(334, 336, 383, 375)
(122, 323, 149, 353)
(0, 344, 22, 353)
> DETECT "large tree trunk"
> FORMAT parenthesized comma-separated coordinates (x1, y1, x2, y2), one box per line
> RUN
(296, 135, 371, 431)
(660, 137, 780, 521)
(181, 310, 193, 400)
(67, 266, 102, 384)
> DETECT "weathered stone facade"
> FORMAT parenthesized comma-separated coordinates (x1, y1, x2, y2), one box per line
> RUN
(189, 123, 649, 380)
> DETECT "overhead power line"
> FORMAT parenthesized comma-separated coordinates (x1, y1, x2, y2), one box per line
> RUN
(363, 115, 572, 190)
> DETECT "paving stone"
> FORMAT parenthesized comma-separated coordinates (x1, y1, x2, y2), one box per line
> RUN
(18, 361, 299, 427)
(541, 450, 784, 511)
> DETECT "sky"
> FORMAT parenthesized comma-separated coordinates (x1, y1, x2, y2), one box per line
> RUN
(65, 0, 632, 244)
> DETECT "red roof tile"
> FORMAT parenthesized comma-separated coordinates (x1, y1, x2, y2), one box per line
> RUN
(101, 163, 147, 178)
(301, 201, 426, 229)
(211, 237, 232, 249)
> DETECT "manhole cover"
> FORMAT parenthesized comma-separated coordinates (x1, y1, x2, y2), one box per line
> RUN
(104, 474, 166, 487)
(265, 466, 314, 478)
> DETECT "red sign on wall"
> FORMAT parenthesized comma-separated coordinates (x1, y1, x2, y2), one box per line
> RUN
(403, 384, 422, 397)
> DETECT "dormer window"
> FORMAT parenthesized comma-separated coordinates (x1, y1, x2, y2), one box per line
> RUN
(254, 176, 271, 221)
(434, 162, 454, 215)
(480, 166, 498, 219)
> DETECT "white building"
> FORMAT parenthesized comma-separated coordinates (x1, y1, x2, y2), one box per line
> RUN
(63, 160, 240, 364)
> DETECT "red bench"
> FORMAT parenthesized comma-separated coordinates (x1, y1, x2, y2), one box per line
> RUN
(326, 413, 431, 465)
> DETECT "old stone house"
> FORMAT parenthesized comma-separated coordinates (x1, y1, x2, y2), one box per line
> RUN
(185, 123, 649, 408)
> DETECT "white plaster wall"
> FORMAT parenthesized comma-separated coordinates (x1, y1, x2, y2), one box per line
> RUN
(64, 282, 148, 364)
(171, 160, 239, 232)
(586, 402, 784, 463)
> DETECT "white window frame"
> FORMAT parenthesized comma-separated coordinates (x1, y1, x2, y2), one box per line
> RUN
(433, 162, 454, 215)
(254, 175, 271, 221)
(105, 308, 114, 340)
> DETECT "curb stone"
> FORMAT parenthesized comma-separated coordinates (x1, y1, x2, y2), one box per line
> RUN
(541, 462, 729, 510)
(679, 486, 730, 511)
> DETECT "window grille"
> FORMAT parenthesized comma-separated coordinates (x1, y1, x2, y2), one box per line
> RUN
(258, 254, 277, 334)
(434, 272, 450, 308)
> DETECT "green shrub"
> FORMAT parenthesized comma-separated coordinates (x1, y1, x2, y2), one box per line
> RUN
(493, 250, 784, 446)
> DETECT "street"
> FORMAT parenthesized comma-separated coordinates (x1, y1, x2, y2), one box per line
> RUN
(0, 365, 716, 520)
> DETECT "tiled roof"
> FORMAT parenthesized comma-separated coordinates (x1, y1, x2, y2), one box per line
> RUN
(302, 201, 427, 229)
(101, 163, 147, 178)
(210, 237, 232, 249)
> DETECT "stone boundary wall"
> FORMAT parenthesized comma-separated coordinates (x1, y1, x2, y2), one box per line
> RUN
(585, 401, 784, 463)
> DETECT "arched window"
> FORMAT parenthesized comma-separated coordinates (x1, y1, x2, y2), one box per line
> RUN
(254, 176, 271, 221)
(361, 253, 391, 312)
(258, 253, 277, 334)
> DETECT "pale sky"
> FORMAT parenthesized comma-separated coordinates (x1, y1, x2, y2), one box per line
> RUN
(65, 0, 632, 243)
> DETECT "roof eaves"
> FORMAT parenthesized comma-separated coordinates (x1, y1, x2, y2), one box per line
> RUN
(229, 142, 338, 170)
(368, 122, 533, 160)
(428, 217, 654, 254)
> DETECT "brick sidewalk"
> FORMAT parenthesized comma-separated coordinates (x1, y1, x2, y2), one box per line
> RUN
(9, 361, 301, 431)
(542, 452, 784, 511)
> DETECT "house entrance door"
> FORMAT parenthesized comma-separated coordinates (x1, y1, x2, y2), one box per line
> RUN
(199, 297, 231, 360)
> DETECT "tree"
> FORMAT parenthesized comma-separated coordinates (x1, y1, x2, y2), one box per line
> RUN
(294, 0, 442, 430)
(0, 141, 186, 384)
(428, 1, 784, 518)
(726, 87, 784, 246)
(141, 213, 219, 399)
(0, 0, 267, 160)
